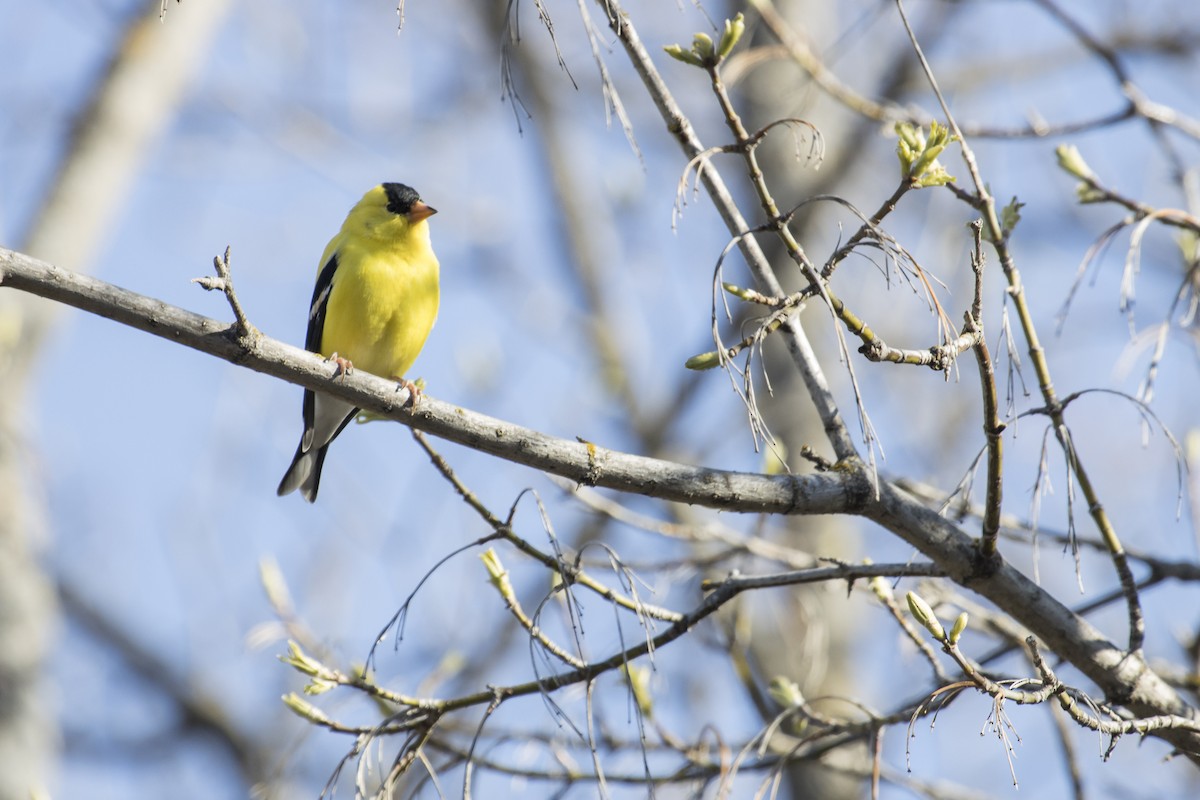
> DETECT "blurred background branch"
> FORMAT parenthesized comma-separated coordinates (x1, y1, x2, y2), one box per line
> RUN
(0, 2, 230, 797)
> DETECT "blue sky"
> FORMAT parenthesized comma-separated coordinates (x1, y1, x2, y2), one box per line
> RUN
(2, 1, 1199, 797)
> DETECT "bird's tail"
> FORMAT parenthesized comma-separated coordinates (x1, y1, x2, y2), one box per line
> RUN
(276, 441, 329, 503)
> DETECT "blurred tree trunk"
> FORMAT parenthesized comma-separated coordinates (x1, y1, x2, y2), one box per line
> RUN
(0, 2, 230, 796)
(737, 2, 947, 794)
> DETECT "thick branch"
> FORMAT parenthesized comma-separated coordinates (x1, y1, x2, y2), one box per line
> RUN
(869, 482, 1200, 761)
(0, 248, 855, 516)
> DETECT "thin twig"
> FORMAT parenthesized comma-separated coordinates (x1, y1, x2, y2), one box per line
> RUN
(894, 0, 1145, 655)
(411, 430, 684, 625)
(191, 246, 259, 345)
(967, 222, 1004, 561)
(594, 0, 858, 462)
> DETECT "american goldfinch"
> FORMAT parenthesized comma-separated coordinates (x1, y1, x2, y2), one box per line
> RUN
(277, 183, 440, 502)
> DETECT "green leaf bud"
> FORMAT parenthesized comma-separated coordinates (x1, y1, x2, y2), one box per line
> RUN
(622, 663, 654, 718)
(768, 676, 805, 708)
(1054, 144, 1096, 181)
(949, 611, 969, 644)
(906, 591, 945, 640)
(717, 13, 745, 60)
(282, 692, 330, 724)
(691, 32, 714, 62)
(685, 351, 721, 370)
(663, 43, 704, 67)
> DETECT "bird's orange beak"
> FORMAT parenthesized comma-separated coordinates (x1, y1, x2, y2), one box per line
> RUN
(407, 201, 437, 223)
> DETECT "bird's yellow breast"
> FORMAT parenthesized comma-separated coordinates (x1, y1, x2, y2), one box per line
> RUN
(320, 232, 440, 381)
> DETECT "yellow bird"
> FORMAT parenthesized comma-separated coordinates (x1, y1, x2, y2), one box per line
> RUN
(277, 183, 440, 502)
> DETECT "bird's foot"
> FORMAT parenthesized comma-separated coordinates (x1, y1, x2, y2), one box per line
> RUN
(394, 377, 424, 409)
(326, 353, 354, 381)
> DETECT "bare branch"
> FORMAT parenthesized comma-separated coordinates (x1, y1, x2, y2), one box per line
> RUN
(0, 247, 856, 517)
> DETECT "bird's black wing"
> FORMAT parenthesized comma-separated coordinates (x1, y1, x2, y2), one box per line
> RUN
(301, 252, 340, 434)
(306, 252, 339, 353)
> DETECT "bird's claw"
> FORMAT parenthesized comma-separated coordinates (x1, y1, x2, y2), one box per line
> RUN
(327, 353, 354, 381)
(395, 378, 423, 409)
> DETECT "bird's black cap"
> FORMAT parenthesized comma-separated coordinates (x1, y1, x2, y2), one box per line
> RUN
(383, 183, 422, 216)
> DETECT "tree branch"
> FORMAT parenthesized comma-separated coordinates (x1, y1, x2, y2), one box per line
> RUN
(595, 0, 858, 462)
(0, 247, 855, 516)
